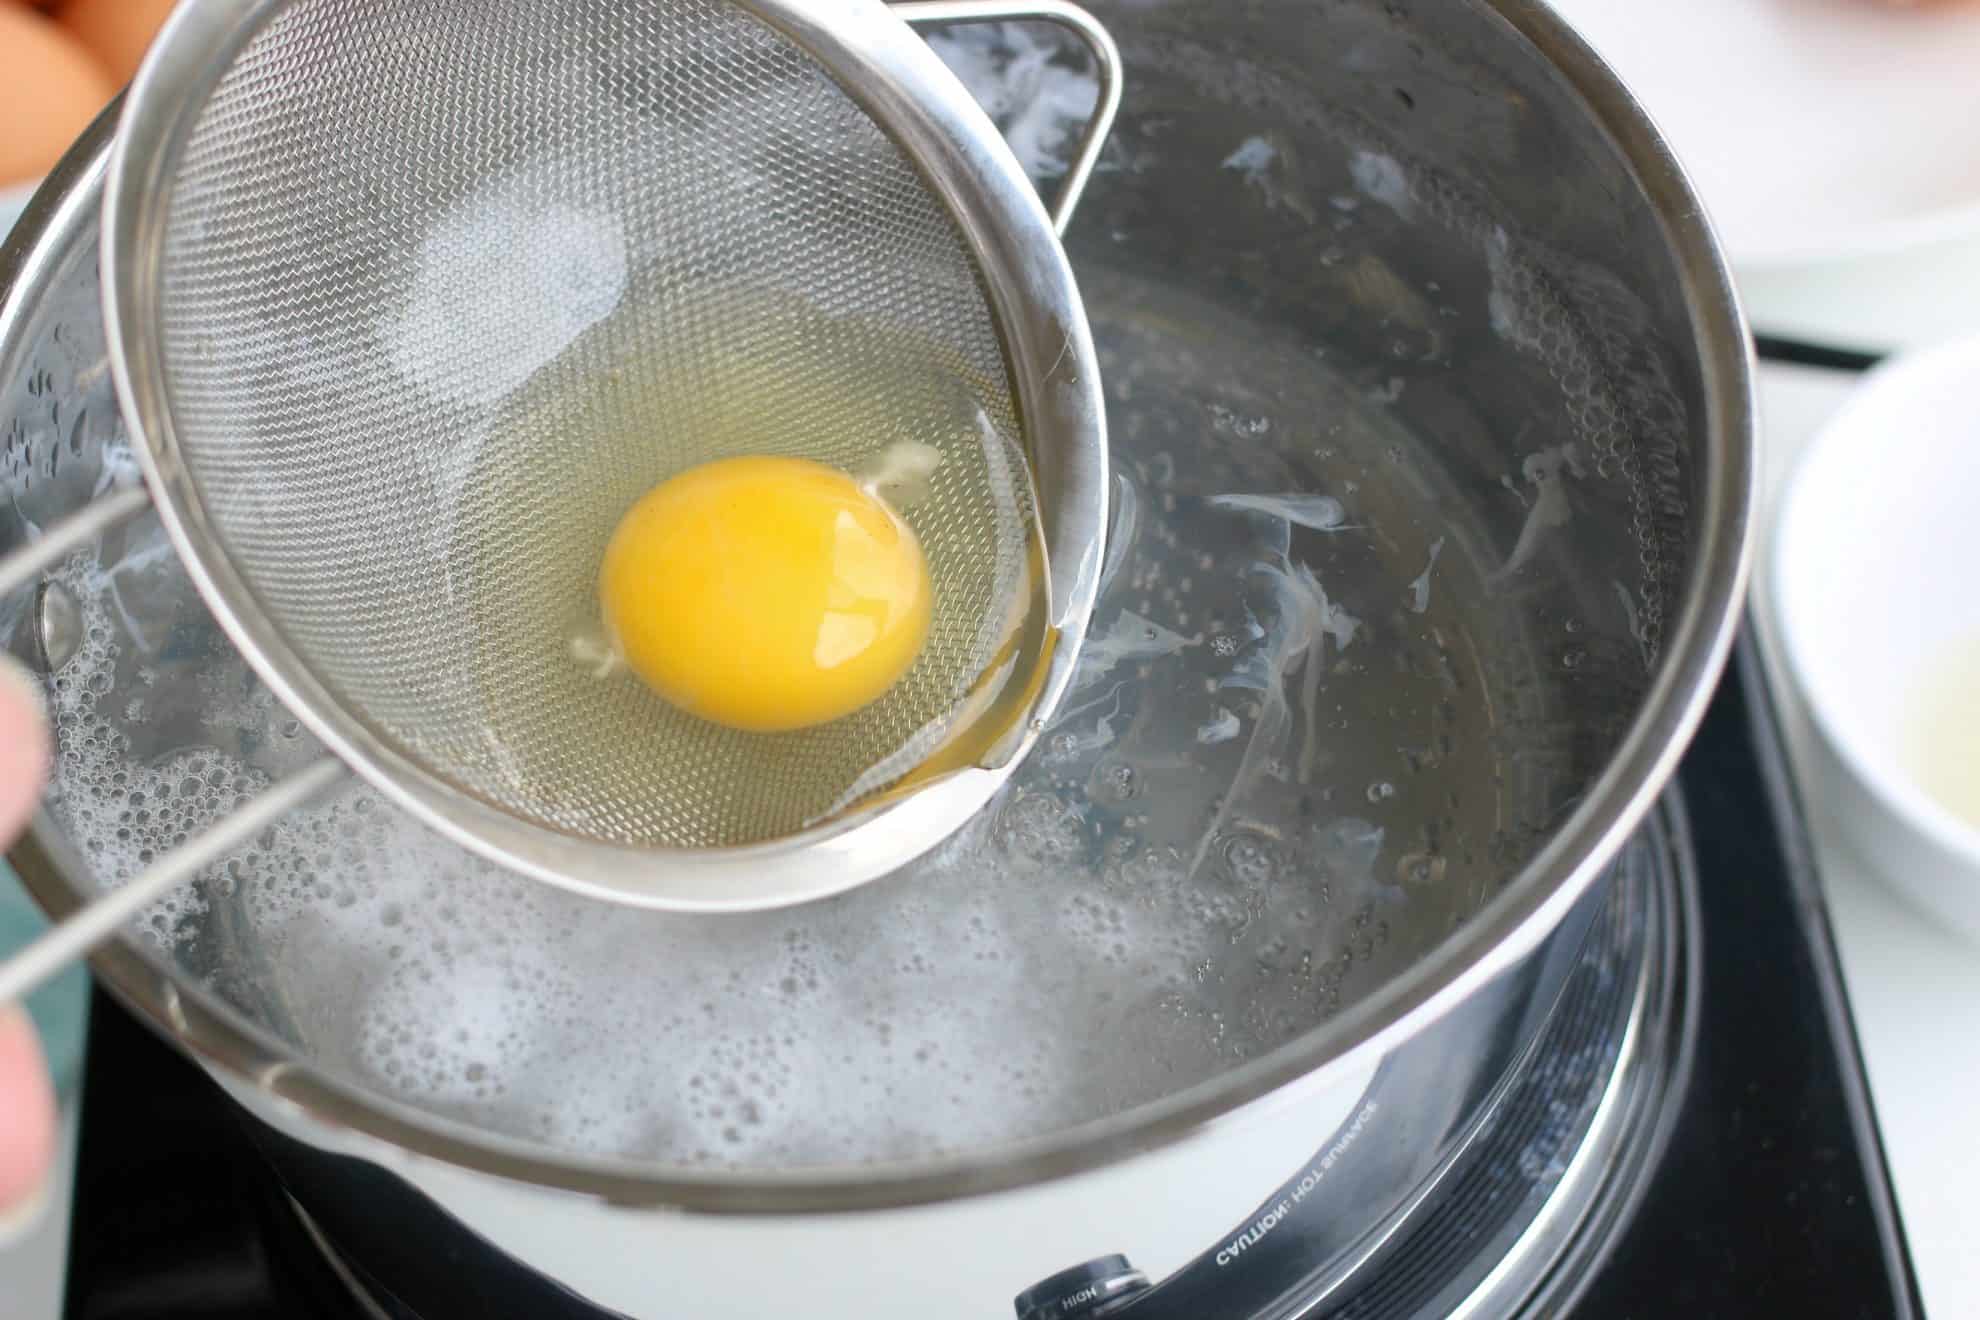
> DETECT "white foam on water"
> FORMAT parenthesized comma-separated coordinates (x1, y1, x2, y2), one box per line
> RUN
(1348, 150, 1415, 219)
(1196, 707, 1241, 745)
(1207, 492, 1351, 533)
(1072, 609, 1201, 695)
(41, 527, 1108, 1164)
(1494, 444, 1584, 584)
(926, 22, 1100, 184)
(1219, 133, 1320, 221)
(1223, 135, 1277, 176)
(1407, 538, 1446, 614)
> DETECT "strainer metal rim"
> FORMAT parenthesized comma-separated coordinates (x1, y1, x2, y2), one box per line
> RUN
(98, 0, 1109, 912)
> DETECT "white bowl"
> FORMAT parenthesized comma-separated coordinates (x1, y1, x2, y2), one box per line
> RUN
(1772, 336, 1980, 943)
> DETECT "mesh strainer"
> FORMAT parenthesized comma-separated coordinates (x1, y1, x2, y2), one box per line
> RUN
(0, 0, 1116, 998)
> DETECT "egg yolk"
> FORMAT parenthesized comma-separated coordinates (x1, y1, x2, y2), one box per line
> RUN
(598, 455, 934, 733)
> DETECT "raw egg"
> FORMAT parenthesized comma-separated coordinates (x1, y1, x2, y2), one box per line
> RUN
(599, 455, 934, 733)
(0, 5, 114, 189)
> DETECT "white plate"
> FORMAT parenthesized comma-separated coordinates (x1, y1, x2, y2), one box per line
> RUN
(1549, 0, 1980, 270)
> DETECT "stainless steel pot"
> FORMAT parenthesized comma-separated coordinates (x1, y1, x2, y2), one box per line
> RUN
(1, 0, 1750, 1314)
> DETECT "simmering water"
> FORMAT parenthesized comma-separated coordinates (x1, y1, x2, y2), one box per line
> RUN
(40, 294, 1515, 1165)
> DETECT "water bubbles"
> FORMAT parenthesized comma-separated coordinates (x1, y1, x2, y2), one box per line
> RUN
(1217, 831, 1279, 887)
(1096, 763, 1137, 802)
(1366, 780, 1396, 803)
(1102, 843, 1186, 900)
(996, 788, 1088, 865)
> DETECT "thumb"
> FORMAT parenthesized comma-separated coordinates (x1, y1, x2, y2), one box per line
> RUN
(0, 1005, 56, 1235)
(0, 655, 58, 1234)
(0, 654, 50, 848)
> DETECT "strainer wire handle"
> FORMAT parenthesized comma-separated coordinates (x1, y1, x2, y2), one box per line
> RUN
(0, 758, 348, 1006)
(0, 485, 152, 601)
(892, 0, 1123, 234)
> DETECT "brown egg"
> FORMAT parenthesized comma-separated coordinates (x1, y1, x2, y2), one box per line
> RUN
(55, 0, 177, 88)
(0, 6, 113, 189)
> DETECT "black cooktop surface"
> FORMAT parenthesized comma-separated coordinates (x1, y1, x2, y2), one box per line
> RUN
(59, 644, 1922, 1319)
(1566, 646, 1920, 1319)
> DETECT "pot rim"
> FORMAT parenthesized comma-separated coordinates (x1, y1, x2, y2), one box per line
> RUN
(4, 0, 1753, 1214)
